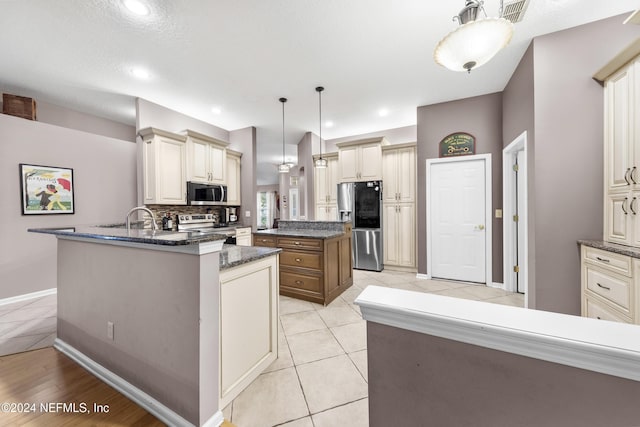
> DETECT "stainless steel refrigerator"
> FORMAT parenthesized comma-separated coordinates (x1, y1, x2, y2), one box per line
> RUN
(337, 181, 383, 271)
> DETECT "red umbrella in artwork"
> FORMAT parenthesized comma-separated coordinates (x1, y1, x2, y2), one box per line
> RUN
(57, 178, 71, 191)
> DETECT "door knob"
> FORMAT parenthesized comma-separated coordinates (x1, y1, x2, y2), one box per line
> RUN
(477, 224, 485, 230)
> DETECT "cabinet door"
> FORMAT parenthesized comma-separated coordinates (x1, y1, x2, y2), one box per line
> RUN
(605, 192, 631, 244)
(397, 147, 416, 203)
(397, 203, 416, 267)
(359, 143, 382, 181)
(157, 137, 187, 204)
(383, 204, 399, 265)
(605, 65, 633, 192)
(210, 144, 226, 184)
(315, 165, 328, 204)
(189, 138, 210, 183)
(339, 146, 359, 182)
(226, 153, 241, 205)
(382, 150, 398, 203)
(327, 156, 339, 203)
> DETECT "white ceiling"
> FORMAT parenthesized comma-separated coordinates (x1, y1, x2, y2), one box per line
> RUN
(0, 0, 637, 184)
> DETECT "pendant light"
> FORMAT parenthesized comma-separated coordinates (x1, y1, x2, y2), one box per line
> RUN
(434, 0, 513, 73)
(314, 86, 328, 169)
(278, 97, 290, 174)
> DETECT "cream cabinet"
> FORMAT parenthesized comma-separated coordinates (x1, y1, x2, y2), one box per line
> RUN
(314, 153, 338, 220)
(383, 202, 416, 268)
(604, 56, 640, 245)
(382, 144, 416, 204)
(580, 245, 637, 324)
(138, 127, 187, 205)
(235, 227, 252, 246)
(184, 130, 228, 185)
(337, 137, 388, 182)
(226, 150, 242, 206)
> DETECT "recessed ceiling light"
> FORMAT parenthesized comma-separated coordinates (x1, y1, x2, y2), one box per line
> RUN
(325, 120, 334, 128)
(378, 108, 389, 117)
(131, 67, 150, 79)
(211, 107, 222, 115)
(123, 0, 150, 16)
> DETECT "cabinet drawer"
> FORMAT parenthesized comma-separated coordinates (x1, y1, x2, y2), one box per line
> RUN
(585, 266, 631, 310)
(277, 237, 323, 251)
(584, 295, 631, 323)
(253, 235, 277, 247)
(583, 246, 631, 276)
(280, 251, 322, 270)
(281, 270, 322, 293)
(236, 227, 251, 237)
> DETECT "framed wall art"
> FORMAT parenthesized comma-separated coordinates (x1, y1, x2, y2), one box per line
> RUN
(19, 163, 75, 215)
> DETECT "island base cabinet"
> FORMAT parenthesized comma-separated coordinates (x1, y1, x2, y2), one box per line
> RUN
(219, 255, 279, 408)
(254, 230, 353, 305)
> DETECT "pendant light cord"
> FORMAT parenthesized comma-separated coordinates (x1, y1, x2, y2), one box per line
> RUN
(280, 97, 287, 165)
(316, 86, 324, 160)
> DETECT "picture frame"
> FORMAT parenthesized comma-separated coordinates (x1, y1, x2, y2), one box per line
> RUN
(19, 163, 75, 215)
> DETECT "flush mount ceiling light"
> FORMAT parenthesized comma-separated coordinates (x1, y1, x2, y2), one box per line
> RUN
(131, 67, 150, 79)
(314, 86, 328, 169)
(434, 0, 513, 73)
(278, 97, 290, 174)
(123, 0, 150, 16)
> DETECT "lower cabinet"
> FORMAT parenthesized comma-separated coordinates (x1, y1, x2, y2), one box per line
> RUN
(254, 228, 353, 305)
(383, 202, 416, 269)
(580, 244, 637, 324)
(219, 255, 279, 408)
(235, 227, 252, 246)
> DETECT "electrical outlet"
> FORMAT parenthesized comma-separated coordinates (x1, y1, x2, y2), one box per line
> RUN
(107, 321, 114, 340)
(495, 209, 503, 218)
(245, 210, 251, 217)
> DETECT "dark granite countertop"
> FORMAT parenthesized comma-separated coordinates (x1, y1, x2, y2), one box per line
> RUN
(578, 240, 640, 259)
(28, 225, 227, 246)
(253, 228, 345, 239)
(219, 244, 281, 270)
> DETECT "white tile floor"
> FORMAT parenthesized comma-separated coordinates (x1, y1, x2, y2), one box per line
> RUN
(0, 270, 524, 426)
(224, 269, 524, 427)
(0, 293, 57, 357)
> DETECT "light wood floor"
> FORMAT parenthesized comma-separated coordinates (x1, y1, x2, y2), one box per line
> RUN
(0, 347, 236, 426)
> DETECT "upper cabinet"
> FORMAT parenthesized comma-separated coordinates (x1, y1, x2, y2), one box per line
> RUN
(604, 56, 640, 245)
(314, 153, 339, 205)
(382, 144, 416, 204)
(337, 137, 389, 182)
(138, 128, 187, 205)
(226, 150, 242, 206)
(184, 130, 228, 185)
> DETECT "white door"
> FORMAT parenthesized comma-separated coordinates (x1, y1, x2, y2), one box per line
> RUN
(516, 150, 526, 293)
(430, 159, 487, 283)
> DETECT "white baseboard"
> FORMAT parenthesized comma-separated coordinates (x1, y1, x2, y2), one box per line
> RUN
(0, 288, 56, 306)
(54, 339, 223, 427)
(415, 273, 431, 280)
(489, 282, 505, 290)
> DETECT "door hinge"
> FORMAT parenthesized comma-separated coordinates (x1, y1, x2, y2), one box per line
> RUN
(513, 265, 520, 273)
(513, 164, 519, 172)
(513, 215, 519, 222)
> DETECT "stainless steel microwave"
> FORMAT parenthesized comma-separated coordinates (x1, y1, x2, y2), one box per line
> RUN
(187, 182, 227, 205)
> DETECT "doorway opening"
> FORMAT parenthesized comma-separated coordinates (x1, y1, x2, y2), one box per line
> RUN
(426, 154, 492, 285)
(503, 131, 528, 302)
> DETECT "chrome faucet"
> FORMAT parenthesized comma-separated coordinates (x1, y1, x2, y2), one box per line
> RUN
(126, 206, 159, 232)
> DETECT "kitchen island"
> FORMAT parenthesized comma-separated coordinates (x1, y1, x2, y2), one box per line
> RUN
(253, 220, 352, 305)
(29, 226, 280, 427)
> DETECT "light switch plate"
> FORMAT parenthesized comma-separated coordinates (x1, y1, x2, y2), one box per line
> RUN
(245, 210, 251, 217)
(495, 209, 503, 218)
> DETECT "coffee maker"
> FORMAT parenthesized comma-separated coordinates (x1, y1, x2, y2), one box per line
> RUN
(225, 207, 238, 224)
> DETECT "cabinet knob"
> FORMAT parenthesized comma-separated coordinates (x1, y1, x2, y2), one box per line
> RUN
(294, 241, 301, 245)
(295, 280, 303, 285)
(295, 258, 302, 263)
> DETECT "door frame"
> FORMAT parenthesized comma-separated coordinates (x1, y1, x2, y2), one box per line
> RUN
(426, 153, 492, 285)
(502, 131, 528, 301)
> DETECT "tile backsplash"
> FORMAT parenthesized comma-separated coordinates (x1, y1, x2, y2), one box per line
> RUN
(146, 205, 239, 230)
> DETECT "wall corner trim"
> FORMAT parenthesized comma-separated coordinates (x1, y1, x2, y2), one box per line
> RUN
(54, 339, 208, 427)
(355, 286, 640, 382)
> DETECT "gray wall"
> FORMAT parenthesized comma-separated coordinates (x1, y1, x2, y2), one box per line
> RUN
(417, 92, 504, 283)
(230, 126, 257, 228)
(326, 125, 417, 152)
(503, 43, 536, 307)
(503, 14, 640, 314)
(367, 322, 640, 427)
(0, 112, 137, 300)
